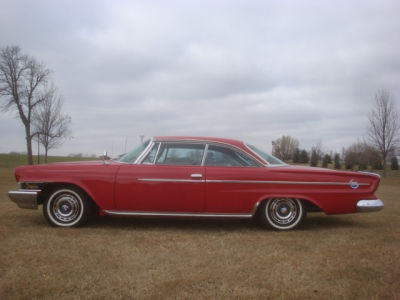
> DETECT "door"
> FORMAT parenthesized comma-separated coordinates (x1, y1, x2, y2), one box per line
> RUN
(115, 142, 206, 212)
(204, 144, 269, 213)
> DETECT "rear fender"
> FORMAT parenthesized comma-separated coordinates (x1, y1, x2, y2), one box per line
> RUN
(253, 193, 323, 215)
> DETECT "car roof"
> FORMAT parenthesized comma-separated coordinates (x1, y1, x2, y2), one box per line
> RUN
(152, 136, 245, 148)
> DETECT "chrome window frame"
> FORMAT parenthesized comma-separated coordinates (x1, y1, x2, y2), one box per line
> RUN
(133, 138, 155, 164)
(118, 139, 153, 164)
(141, 142, 161, 164)
(201, 144, 209, 166)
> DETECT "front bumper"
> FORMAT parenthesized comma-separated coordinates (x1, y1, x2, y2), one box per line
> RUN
(356, 199, 384, 212)
(8, 190, 41, 209)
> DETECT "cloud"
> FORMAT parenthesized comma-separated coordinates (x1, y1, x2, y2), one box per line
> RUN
(0, 0, 399, 157)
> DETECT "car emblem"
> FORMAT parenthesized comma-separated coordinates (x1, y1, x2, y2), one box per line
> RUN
(350, 180, 359, 189)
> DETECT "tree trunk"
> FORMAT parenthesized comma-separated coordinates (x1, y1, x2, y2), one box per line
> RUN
(45, 147, 48, 163)
(383, 158, 387, 177)
(25, 125, 33, 165)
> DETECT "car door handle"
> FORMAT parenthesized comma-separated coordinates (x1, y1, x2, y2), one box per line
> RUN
(190, 173, 203, 179)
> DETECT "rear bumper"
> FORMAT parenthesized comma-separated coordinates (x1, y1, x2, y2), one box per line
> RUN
(8, 190, 41, 209)
(356, 199, 384, 212)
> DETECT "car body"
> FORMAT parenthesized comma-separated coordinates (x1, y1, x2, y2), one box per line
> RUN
(8, 136, 384, 230)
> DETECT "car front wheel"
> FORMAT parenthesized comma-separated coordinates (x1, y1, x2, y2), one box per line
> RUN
(260, 198, 305, 230)
(43, 187, 90, 227)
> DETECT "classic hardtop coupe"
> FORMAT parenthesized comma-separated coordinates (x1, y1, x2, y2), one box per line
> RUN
(9, 136, 383, 230)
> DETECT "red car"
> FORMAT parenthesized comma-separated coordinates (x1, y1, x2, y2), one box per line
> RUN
(8, 136, 383, 230)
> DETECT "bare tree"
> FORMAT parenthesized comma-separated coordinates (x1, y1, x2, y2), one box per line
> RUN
(33, 86, 71, 163)
(344, 142, 369, 170)
(368, 89, 400, 176)
(0, 46, 50, 164)
(272, 135, 299, 162)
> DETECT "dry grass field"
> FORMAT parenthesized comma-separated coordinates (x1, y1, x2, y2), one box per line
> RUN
(0, 156, 399, 299)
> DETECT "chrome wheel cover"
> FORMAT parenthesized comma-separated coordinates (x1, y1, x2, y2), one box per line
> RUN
(52, 193, 81, 222)
(267, 198, 300, 226)
(47, 189, 84, 226)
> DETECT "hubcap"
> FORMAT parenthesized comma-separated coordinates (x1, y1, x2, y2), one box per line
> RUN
(268, 198, 298, 225)
(52, 193, 81, 223)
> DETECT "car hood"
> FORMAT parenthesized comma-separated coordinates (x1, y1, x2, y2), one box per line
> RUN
(13, 160, 121, 182)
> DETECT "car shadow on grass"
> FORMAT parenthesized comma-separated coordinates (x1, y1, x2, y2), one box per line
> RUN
(89, 215, 260, 231)
(84, 213, 372, 232)
(23, 212, 377, 232)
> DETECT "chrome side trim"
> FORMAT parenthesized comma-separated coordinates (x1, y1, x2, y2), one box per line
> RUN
(358, 171, 381, 178)
(8, 189, 41, 209)
(137, 178, 370, 186)
(206, 179, 370, 186)
(356, 199, 384, 212)
(104, 210, 252, 218)
(138, 178, 206, 183)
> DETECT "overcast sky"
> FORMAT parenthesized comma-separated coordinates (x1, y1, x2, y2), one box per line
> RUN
(0, 0, 399, 157)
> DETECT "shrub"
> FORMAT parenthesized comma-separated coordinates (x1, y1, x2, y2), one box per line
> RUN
(300, 150, 309, 163)
(322, 154, 330, 168)
(391, 157, 399, 170)
(359, 161, 368, 171)
(334, 153, 341, 169)
(310, 150, 318, 167)
(372, 160, 383, 170)
(344, 151, 356, 170)
(293, 148, 301, 163)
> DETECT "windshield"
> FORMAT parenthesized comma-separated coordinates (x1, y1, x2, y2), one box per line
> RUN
(246, 144, 286, 166)
(118, 140, 150, 163)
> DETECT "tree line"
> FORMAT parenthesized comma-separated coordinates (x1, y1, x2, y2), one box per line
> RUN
(272, 90, 400, 177)
(0, 46, 70, 164)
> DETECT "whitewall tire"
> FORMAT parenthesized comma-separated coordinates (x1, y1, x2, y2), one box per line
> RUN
(43, 187, 90, 227)
(260, 198, 305, 230)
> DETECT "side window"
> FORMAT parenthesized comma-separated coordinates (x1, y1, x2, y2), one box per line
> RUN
(155, 143, 205, 166)
(205, 145, 259, 167)
(141, 142, 160, 164)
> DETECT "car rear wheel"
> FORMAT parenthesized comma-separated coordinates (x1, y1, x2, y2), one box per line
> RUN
(43, 187, 91, 227)
(260, 198, 305, 230)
